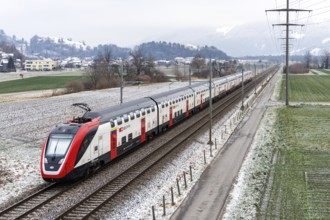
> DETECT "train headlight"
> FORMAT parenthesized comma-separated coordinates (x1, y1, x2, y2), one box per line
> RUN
(58, 159, 64, 164)
(44, 158, 48, 164)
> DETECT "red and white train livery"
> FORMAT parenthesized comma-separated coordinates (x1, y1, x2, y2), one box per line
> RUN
(41, 71, 253, 181)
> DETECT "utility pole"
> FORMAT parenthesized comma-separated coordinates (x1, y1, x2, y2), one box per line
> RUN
(208, 59, 213, 146)
(120, 61, 124, 104)
(254, 63, 257, 94)
(266, 1, 311, 106)
(189, 66, 191, 86)
(241, 67, 244, 110)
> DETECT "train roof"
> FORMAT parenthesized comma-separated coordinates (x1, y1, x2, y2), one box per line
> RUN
(213, 77, 228, 84)
(83, 97, 155, 122)
(149, 86, 194, 103)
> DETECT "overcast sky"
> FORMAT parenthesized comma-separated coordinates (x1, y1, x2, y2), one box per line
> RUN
(0, 0, 276, 46)
(1, 0, 329, 50)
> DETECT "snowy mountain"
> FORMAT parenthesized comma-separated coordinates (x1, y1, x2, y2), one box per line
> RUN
(48, 37, 88, 50)
(2, 21, 329, 59)
(147, 22, 330, 57)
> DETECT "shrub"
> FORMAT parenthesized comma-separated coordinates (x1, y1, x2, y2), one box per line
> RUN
(96, 77, 120, 89)
(283, 63, 309, 74)
(137, 74, 151, 83)
(65, 80, 85, 93)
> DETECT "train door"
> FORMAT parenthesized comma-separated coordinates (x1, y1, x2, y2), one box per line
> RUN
(186, 99, 189, 117)
(97, 136, 103, 157)
(141, 116, 146, 142)
(200, 94, 203, 109)
(110, 128, 117, 160)
(169, 106, 173, 126)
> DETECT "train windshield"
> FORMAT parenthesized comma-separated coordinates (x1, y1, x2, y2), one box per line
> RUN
(46, 134, 74, 157)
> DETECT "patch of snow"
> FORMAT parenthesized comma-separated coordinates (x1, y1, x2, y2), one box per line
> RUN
(322, 38, 330, 44)
(0, 82, 192, 208)
(223, 108, 278, 219)
(104, 100, 250, 220)
(0, 74, 274, 219)
(184, 44, 198, 50)
(216, 25, 235, 36)
(311, 48, 322, 56)
(49, 37, 87, 50)
(292, 32, 305, 40)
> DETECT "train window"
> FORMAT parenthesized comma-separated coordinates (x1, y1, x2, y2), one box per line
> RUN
(116, 117, 122, 125)
(141, 109, 146, 116)
(176, 100, 178, 103)
(151, 106, 155, 112)
(122, 136, 127, 144)
(136, 111, 141, 118)
(110, 119, 115, 128)
(147, 109, 151, 114)
(162, 104, 165, 108)
(130, 112, 135, 120)
(166, 103, 168, 107)
(123, 114, 129, 123)
(128, 133, 133, 141)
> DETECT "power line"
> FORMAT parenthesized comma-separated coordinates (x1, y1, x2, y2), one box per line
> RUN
(266, 0, 312, 106)
(296, 9, 330, 21)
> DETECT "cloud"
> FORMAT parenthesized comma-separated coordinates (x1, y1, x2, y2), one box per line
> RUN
(216, 25, 235, 36)
(322, 38, 330, 44)
(291, 32, 305, 39)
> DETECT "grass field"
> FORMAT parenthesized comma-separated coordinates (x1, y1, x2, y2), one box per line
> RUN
(0, 75, 82, 94)
(265, 106, 330, 219)
(280, 75, 330, 102)
(319, 69, 330, 74)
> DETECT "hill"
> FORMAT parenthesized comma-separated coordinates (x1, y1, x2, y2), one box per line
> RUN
(138, 41, 229, 60)
(0, 29, 229, 60)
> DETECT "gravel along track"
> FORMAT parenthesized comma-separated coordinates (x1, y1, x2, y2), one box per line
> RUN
(0, 183, 60, 220)
(0, 82, 190, 208)
(54, 72, 272, 220)
(0, 70, 274, 219)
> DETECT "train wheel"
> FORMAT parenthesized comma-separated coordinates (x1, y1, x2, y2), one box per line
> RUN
(84, 167, 92, 178)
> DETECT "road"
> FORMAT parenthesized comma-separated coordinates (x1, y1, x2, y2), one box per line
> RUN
(170, 71, 280, 220)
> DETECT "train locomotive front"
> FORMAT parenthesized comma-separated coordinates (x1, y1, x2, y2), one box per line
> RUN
(40, 117, 100, 182)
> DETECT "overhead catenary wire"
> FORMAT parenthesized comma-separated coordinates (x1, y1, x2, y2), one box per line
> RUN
(266, 0, 313, 106)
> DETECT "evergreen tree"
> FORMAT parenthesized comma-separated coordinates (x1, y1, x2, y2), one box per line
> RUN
(7, 57, 16, 72)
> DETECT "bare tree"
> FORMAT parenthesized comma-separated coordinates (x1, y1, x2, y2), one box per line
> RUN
(212, 60, 225, 77)
(312, 56, 320, 69)
(84, 66, 101, 89)
(304, 50, 312, 69)
(143, 53, 156, 76)
(323, 49, 330, 69)
(96, 46, 113, 64)
(94, 47, 115, 87)
(130, 47, 146, 76)
(191, 54, 206, 74)
(174, 64, 183, 81)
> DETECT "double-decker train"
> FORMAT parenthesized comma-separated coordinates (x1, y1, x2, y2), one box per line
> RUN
(41, 71, 253, 182)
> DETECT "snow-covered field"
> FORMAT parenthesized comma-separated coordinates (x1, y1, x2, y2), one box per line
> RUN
(222, 108, 278, 220)
(0, 81, 193, 208)
(0, 73, 275, 219)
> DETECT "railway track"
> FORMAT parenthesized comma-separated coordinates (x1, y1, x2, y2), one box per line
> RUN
(0, 183, 60, 220)
(0, 67, 277, 220)
(56, 69, 276, 219)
